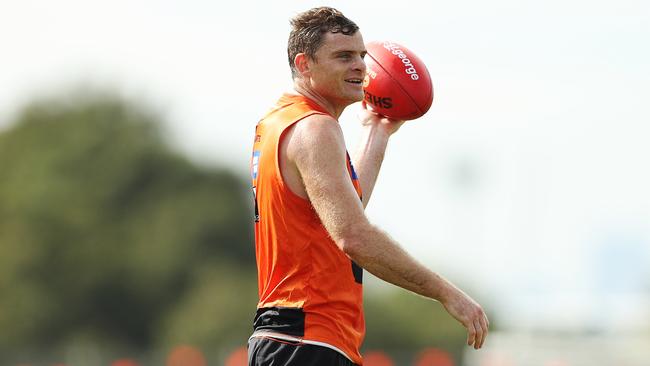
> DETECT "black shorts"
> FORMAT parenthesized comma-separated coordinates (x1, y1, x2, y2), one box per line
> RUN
(248, 337, 358, 366)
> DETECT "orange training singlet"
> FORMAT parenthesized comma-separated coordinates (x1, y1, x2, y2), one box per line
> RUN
(250, 93, 364, 364)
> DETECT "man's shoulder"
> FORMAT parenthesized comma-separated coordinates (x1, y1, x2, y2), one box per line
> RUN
(285, 113, 346, 167)
(292, 113, 342, 141)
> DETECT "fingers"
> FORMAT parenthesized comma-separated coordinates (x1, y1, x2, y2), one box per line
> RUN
(363, 101, 380, 115)
(466, 310, 489, 349)
(473, 319, 483, 349)
(467, 319, 476, 347)
(357, 103, 380, 123)
(478, 313, 489, 348)
(471, 312, 489, 350)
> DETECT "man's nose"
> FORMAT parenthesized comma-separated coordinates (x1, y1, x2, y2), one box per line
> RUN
(353, 55, 366, 72)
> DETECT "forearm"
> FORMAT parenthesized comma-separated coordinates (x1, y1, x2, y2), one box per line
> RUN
(343, 223, 452, 302)
(339, 220, 489, 350)
(352, 124, 390, 208)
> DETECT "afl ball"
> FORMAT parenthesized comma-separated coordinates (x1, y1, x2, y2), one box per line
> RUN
(363, 41, 433, 120)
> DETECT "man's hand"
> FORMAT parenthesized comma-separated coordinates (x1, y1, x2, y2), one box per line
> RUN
(439, 284, 489, 349)
(357, 102, 406, 136)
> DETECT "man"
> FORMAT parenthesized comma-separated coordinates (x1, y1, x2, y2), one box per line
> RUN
(249, 7, 488, 366)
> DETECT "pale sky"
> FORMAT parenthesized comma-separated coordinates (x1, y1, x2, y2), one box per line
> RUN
(2, 0, 649, 332)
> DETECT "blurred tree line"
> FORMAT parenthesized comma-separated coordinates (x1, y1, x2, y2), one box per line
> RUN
(0, 89, 470, 365)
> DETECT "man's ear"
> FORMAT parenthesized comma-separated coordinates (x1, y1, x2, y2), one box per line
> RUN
(294, 53, 312, 78)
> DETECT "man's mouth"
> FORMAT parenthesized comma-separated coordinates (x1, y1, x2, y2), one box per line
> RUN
(345, 78, 363, 85)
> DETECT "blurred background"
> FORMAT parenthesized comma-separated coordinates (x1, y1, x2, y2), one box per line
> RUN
(1, 0, 649, 365)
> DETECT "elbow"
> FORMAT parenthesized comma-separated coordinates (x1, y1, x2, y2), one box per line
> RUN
(338, 236, 361, 258)
(335, 222, 373, 258)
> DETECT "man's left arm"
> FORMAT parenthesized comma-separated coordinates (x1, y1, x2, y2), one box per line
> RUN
(352, 107, 405, 208)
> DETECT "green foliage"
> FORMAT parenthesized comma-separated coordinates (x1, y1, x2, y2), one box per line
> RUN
(154, 262, 258, 351)
(0, 91, 255, 361)
(363, 285, 469, 361)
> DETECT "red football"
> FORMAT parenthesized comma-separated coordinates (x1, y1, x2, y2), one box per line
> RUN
(363, 41, 433, 120)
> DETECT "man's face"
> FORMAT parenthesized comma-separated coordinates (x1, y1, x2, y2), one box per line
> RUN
(307, 31, 367, 107)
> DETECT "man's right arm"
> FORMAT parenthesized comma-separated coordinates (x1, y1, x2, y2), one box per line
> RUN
(287, 114, 490, 350)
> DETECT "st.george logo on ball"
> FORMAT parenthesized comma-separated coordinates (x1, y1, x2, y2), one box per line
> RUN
(363, 41, 433, 120)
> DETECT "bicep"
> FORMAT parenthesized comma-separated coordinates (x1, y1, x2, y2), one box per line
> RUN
(289, 117, 368, 244)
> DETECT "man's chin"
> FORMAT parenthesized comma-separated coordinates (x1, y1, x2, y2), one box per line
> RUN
(334, 89, 365, 108)
(343, 95, 365, 107)
(351, 90, 365, 103)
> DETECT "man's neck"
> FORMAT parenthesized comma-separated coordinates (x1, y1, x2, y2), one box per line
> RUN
(292, 80, 344, 119)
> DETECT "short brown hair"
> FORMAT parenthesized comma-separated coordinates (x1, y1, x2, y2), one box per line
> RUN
(287, 7, 359, 78)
